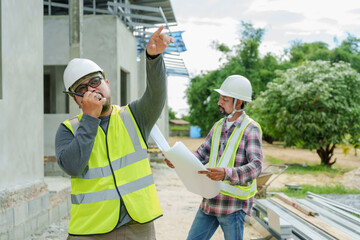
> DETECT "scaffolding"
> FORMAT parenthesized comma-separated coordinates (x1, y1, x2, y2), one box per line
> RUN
(43, 0, 189, 76)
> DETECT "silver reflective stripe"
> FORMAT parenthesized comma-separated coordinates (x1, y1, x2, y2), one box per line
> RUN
(71, 174, 154, 204)
(77, 148, 148, 179)
(71, 188, 119, 205)
(209, 120, 224, 168)
(220, 179, 257, 197)
(120, 107, 142, 151)
(69, 117, 80, 134)
(117, 174, 154, 196)
(218, 117, 252, 168)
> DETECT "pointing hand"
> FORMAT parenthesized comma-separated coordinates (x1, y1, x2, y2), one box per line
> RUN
(147, 26, 175, 56)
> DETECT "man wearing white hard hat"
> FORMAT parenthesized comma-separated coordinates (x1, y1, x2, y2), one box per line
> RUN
(166, 75, 263, 240)
(55, 26, 173, 240)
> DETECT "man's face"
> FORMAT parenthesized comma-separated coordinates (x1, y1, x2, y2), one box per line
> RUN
(217, 95, 234, 116)
(73, 73, 111, 114)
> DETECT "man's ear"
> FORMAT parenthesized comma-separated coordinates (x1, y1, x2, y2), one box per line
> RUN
(235, 99, 243, 110)
(105, 79, 110, 86)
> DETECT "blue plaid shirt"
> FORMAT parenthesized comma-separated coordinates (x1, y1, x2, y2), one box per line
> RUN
(194, 112, 263, 216)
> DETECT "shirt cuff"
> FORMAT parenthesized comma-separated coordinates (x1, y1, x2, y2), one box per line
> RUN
(146, 50, 160, 60)
(224, 168, 233, 181)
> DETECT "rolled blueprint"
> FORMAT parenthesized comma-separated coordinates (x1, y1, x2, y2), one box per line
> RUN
(150, 125, 220, 199)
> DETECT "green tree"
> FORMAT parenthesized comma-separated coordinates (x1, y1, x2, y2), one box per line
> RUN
(285, 35, 360, 74)
(186, 22, 271, 134)
(248, 61, 360, 167)
(168, 107, 177, 120)
(186, 70, 225, 135)
(331, 34, 360, 73)
(288, 41, 331, 64)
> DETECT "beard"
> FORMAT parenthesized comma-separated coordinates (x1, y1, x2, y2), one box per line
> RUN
(95, 92, 111, 115)
(101, 97, 111, 114)
(219, 106, 229, 116)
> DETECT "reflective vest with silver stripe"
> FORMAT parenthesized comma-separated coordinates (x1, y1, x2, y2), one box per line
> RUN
(209, 116, 259, 200)
(63, 105, 162, 235)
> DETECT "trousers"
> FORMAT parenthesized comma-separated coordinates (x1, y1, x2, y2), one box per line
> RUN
(187, 209, 246, 240)
(67, 221, 156, 240)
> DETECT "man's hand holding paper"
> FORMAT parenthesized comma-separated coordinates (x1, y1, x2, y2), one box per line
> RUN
(198, 167, 225, 181)
(150, 125, 221, 199)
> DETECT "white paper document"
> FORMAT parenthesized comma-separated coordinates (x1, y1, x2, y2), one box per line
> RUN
(150, 125, 221, 199)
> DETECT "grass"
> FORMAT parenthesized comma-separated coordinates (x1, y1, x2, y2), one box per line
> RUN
(170, 125, 190, 131)
(265, 155, 347, 176)
(264, 155, 356, 198)
(266, 155, 284, 165)
(271, 184, 360, 198)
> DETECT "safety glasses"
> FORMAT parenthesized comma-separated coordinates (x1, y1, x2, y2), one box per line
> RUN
(74, 76, 103, 95)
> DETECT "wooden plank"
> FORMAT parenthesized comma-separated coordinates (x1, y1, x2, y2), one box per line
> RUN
(275, 193, 318, 216)
(147, 148, 162, 153)
(270, 198, 353, 240)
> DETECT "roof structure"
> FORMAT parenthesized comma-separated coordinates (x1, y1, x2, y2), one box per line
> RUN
(43, 0, 188, 76)
(169, 119, 189, 125)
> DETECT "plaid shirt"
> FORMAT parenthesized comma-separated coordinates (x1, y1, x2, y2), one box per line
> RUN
(194, 112, 263, 216)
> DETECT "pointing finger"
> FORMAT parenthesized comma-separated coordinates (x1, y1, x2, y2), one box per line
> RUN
(153, 25, 164, 35)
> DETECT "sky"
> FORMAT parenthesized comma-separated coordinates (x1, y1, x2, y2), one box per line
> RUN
(166, 0, 360, 117)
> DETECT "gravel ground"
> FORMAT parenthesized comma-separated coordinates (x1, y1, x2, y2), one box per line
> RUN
(322, 194, 360, 211)
(26, 216, 69, 240)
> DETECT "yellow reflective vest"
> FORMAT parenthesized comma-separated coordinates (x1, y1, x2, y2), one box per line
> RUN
(209, 116, 260, 200)
(63, 105, 162, 235)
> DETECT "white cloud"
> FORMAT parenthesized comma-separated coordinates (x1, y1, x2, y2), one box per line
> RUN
(167, 75, 190, 117)
(176, 17, 240, 75)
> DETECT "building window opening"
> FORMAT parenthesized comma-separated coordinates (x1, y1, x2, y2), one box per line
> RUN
(44, 65, 68, 114)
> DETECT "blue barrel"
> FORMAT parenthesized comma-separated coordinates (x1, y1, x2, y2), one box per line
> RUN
(190, 126, 202, 138)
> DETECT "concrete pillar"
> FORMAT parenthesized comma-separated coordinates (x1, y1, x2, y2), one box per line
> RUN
(137, 51, 146, 96)
(69, 0, 83, 117)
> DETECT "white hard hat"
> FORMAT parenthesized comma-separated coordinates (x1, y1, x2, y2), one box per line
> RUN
(63, 58, 103, 91)
(214, 75, 252, 102)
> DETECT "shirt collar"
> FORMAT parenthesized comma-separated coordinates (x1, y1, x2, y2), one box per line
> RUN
(223, 111, 247, 128)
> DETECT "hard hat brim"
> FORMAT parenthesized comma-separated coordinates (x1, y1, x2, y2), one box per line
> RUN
(214, 88, 252, 102)
(214, 88, 235, 98)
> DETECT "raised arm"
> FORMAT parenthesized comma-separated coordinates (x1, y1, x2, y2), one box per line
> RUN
(129, 26, 174, 141)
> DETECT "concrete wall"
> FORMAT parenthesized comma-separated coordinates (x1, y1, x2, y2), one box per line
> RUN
(116, 17, 138, 104)
(0, 1, 53, 239)
(0, 0, 44, 188)
(137, 52, 147, 97)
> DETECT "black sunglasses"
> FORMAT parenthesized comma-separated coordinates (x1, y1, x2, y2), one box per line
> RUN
(63, 76, 103, 97)
(74, 76, 103, 95)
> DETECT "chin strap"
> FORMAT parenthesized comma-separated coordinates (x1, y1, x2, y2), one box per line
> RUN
(226, 98, 243, 119)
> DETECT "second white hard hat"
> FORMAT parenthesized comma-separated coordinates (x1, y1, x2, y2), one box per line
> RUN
(214, 75, 252, 102)
(63, 58, 103, 91)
